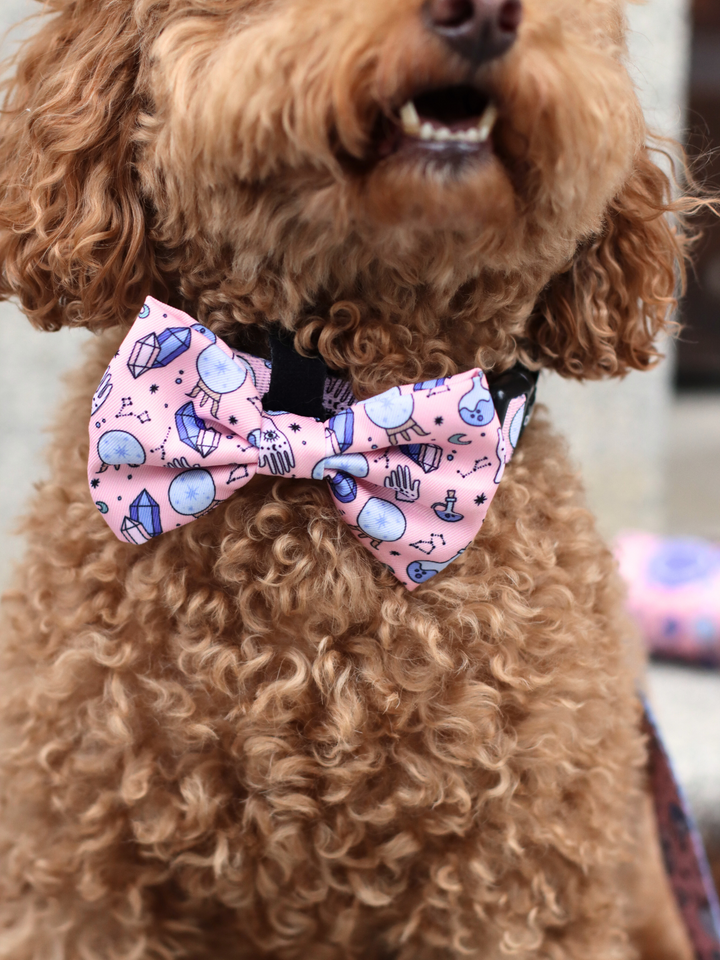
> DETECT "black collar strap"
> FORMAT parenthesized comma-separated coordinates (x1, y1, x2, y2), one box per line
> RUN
(262, 327, 538, 445)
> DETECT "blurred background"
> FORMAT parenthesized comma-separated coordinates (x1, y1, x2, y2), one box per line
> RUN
(1, 0, 719, 893)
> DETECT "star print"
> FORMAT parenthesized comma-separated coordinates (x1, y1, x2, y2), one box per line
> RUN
(390, 551, 400, 556)
(289, 423, 301, 433)
(183, 484, 199, 505)
(434, 416, 444, 425)
(149, 384, 159, 394)
(229, 415, 238, 425)
(90, 478, 100, 489)
(474, 493, 487, 505)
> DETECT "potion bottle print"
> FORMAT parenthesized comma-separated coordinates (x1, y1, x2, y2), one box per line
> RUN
(458, 375, 495, 427)
(431, 490, 464, 522)
(407, 548, 466, 584)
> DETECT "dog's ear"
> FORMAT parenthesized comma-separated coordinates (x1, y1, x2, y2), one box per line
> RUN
(525, 145, 692, 379)
(0, 1, 157, 331)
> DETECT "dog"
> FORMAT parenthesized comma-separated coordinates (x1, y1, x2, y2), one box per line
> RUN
(0, 0, 702, 956)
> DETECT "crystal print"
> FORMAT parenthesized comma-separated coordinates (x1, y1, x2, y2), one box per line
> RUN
(129, 489, 162, 539)
(90, 296, 536, 591)
(155, 327, 192, 367)
(399, 443, 442, 474)
(120, 516, 154, 545)
(175, 402, 221, 458)
(127, 332, 161, 379)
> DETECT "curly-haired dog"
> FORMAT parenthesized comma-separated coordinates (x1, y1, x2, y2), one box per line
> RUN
(0, 0, 702, 957)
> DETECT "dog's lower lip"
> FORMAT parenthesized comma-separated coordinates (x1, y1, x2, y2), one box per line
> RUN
(377, 131, 494, 163)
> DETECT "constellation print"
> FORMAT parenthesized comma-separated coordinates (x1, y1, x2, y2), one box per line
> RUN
(149, 426, 172, 462)
(115, 397, 152, 424)
(409, 533, 447, 556)
(456, 456, 492, 479)
(227, 464, 251, 484)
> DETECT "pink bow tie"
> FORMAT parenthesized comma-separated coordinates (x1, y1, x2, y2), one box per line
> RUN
(88, 297, 533, 590)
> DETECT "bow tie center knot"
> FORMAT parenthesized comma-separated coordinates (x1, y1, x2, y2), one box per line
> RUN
(250, 411, 332, 481)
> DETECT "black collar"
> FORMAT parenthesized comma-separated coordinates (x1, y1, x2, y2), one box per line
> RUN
(262, 327, 538, 443)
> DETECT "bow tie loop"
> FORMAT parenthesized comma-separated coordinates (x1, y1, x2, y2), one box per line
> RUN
(88, 298, 535, 590)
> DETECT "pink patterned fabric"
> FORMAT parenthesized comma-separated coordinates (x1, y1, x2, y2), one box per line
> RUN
(616, 531, 720, 665)
(88, 297, 531, 590)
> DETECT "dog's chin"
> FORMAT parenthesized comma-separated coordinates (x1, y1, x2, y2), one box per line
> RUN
(351, 148, 517, 237)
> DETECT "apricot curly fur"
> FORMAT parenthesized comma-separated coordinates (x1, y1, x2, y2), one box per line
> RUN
(0, 0, 703, 957)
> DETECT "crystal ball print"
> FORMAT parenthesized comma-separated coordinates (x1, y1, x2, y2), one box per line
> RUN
(362, 387, 429, 445)
(96, 430, 146, 472)
(356, 497, 407, 548)
(168, 469, 217, 516)
(187, 324, 255, 418)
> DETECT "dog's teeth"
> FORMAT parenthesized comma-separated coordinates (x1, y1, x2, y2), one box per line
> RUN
(399, 100, 421, 134)
(400, 106, 496, 144)
(477, 103, 498, 142)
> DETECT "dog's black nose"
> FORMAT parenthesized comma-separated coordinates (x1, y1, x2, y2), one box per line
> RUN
(426, 0, 522, 66)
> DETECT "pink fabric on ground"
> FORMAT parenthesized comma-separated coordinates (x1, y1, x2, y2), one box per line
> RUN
(616, 531, 720, 664)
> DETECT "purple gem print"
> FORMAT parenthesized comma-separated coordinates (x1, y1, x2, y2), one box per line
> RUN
(399, 443, 442, 474)
(121, 517, 153, 545)
(128, 488, 162, 539)
(155, 327, 192, 368)
(175, 402, 221, 458)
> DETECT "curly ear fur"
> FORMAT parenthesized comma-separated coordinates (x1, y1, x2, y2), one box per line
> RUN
(525, 144, 694, 379)
(0, 0, 157, 331)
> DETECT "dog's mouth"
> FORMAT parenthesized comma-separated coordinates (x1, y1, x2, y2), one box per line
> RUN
(376, 84, 498, 163)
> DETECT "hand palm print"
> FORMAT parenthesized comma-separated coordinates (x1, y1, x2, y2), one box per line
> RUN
(248, 416, 295, 476)
(384, 464, 420, 502)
